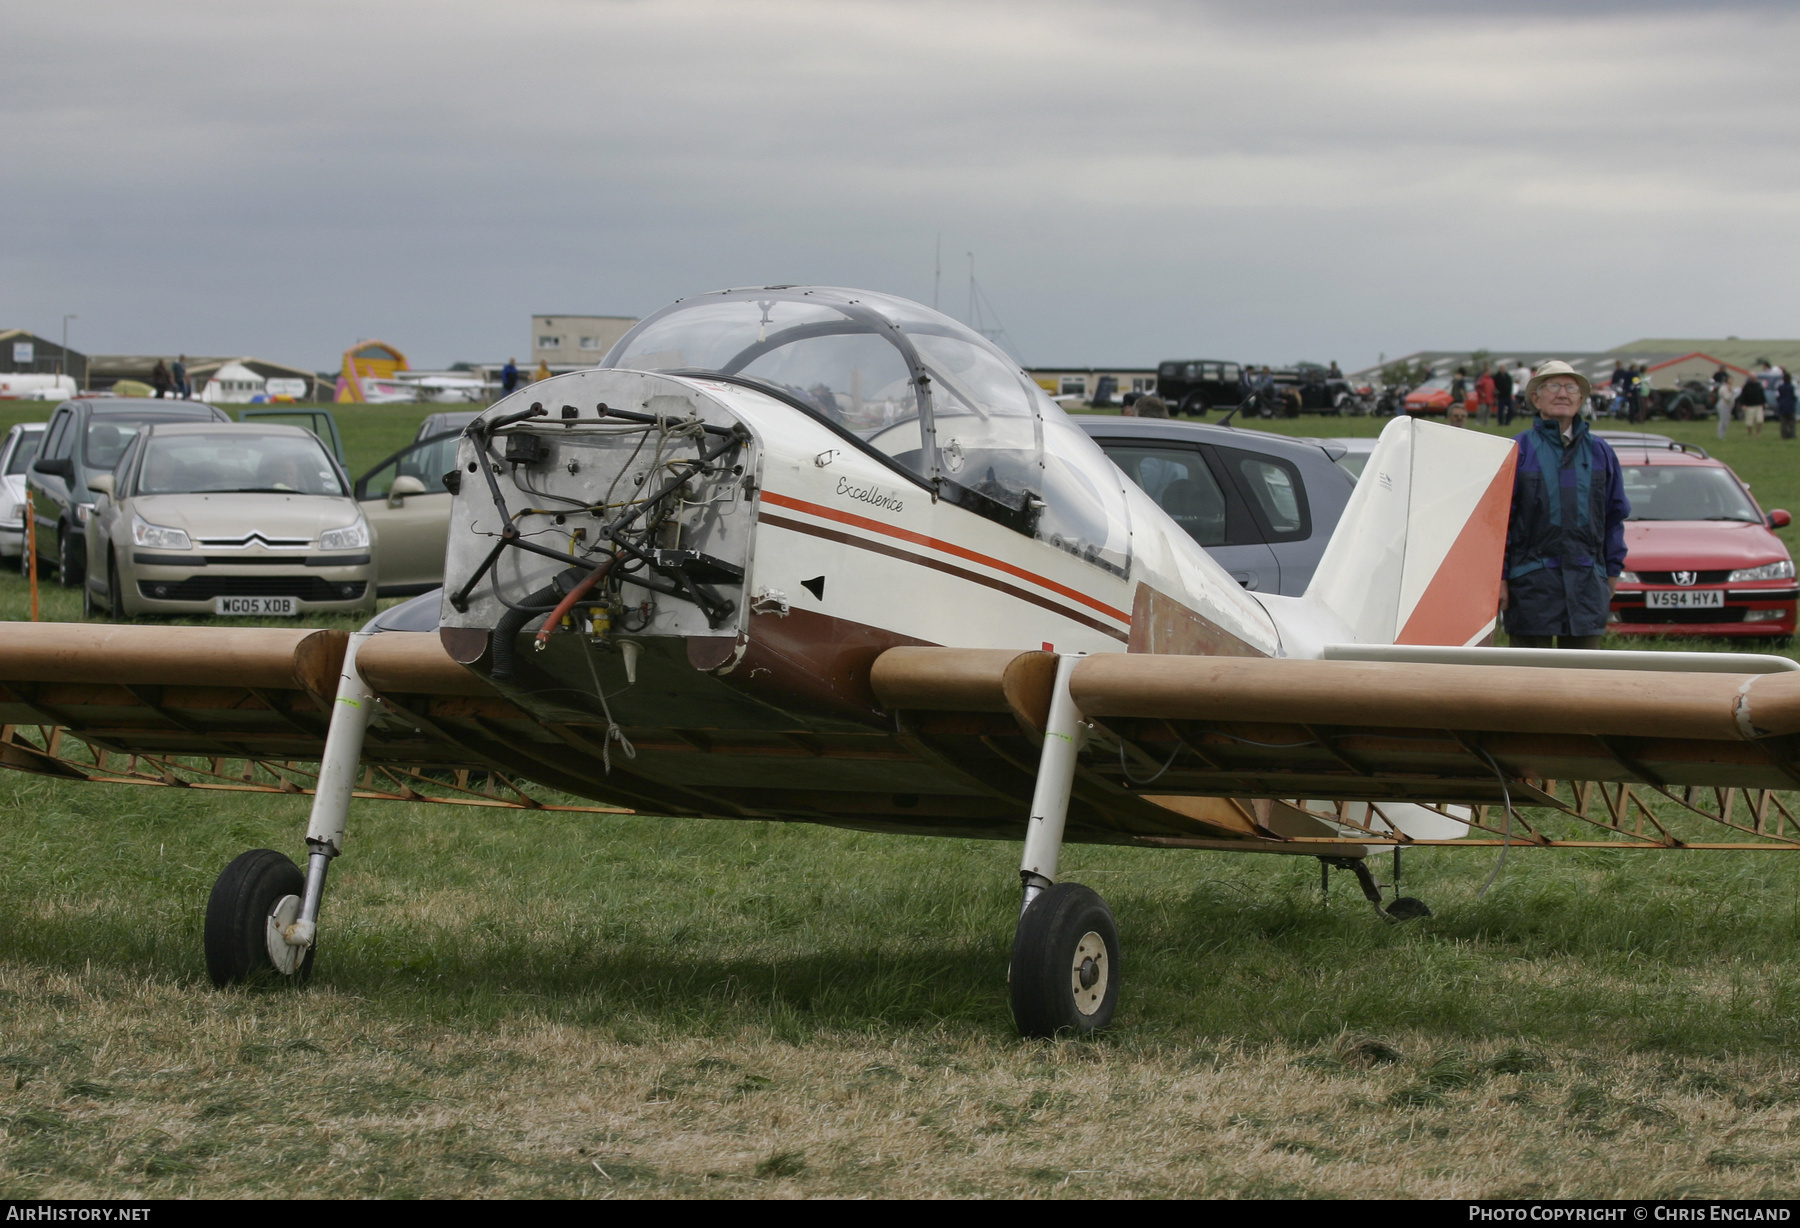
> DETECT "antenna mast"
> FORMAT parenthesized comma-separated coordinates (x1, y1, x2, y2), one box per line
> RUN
(933, 235, 941, 311)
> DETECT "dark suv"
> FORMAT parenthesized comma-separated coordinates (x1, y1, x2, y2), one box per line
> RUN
(1154, 359, 1243, 416)
(27, 399, 229, 585)
(1075, 416, 1356, 595)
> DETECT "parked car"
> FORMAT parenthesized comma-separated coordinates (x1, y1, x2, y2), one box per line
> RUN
(1403, 376, 1474, 417)
(26, 398, 229, 586)
(1639, 380, 1714, 422)
(1314, 436, 1378, 480)
(356, 429, 462, 596)
(83, 422, 374, 619)
(1605, 440, 1795, 640)
(414, 410, 481, 442)
(239, 407, 347, 465)
(1074, 416, 1357, 594)
(1154, 359, 1243, 417)
(0, 423, 45, 560)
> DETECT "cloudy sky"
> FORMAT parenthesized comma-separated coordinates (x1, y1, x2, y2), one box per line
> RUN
(4, 1, 1798, 372)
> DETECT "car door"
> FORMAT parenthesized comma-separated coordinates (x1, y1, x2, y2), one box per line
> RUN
(1092, 438, 1281, 592)
(357, 431, 460, 595)
(1213, 444, 1314, 593)
(27, 407, 75, 567)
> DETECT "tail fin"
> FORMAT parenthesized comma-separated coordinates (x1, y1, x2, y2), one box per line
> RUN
(1304, 416, 1517, 647)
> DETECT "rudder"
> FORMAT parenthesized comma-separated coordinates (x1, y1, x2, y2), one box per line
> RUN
(1304, 416, 1516, 647)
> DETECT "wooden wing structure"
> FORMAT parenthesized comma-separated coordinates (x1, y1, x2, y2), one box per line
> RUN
(5, 623, 1800, 854)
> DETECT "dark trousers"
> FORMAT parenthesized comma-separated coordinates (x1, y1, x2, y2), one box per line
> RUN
(1782, 412, 1796, 440)
(1497, 395, 1514, 426)
(1509, 634, 1604, 650)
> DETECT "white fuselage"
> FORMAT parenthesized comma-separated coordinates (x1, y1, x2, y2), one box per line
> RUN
(439, 370, 1287, 662)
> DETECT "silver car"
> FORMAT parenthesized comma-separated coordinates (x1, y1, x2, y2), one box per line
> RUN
(0, 422, 45, 560)
(1074, 416, 1357, 595)
(83, 422, 375, 619)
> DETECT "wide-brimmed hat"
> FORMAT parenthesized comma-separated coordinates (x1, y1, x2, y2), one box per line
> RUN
(1524, 360, 1591, 402)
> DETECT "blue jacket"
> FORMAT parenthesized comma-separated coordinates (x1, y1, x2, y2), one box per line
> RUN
(1502, 417, 1630, 637)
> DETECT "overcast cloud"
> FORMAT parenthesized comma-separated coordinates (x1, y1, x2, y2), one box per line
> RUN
(3, 0, 1797, 371)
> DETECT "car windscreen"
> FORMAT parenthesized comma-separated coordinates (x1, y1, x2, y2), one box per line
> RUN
(85, 414, 218, 471)
(5, 432, 42, 476)
(1622, 465, 1761, 522)
(135, 432, 345, 497)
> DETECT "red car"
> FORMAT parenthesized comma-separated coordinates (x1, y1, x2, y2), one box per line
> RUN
(1403, 376, 1476, 417)
(1603, 435, 1796, 640)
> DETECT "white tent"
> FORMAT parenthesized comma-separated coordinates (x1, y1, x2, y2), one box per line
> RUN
(200, 361, 266, 404)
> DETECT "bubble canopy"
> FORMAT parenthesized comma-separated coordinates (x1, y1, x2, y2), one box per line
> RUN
(603, 287, 1131, 577)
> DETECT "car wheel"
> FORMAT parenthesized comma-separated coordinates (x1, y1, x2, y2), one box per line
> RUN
(108, 553, 126, 619)
(1179, 394, 1207, 418)
(21, 528, 46, 578)
(57, 528, 83, 588)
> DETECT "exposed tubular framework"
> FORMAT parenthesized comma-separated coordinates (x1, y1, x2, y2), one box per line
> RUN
(446, 403, 749, 639)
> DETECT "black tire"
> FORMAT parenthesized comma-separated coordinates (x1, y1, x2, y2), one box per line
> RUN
(1179, 394, 1207, 418)
(21, 528, 46, 578)
(1010, 882, 1120, 1037)
(1386, 896, 1432, 921)
(56, 528, 82, 588)
(108, 553, 125, 619)
(204, 849, 314, 987)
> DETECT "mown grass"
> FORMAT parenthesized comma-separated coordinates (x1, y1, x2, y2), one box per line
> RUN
(4, 405, 1800, 1196)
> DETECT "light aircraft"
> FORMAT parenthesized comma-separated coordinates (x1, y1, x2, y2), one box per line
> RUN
(6, 286, 1800, 1037)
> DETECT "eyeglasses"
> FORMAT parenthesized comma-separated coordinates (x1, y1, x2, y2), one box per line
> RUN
(1538, 381, 1581, 397)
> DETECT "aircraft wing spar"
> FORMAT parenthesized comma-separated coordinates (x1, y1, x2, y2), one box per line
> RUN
(4, 623, 1800, 852)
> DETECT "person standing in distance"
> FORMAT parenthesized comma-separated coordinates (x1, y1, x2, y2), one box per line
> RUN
(1715, 370, 1736, 441)
(1494, 363, 1515, 427)
(1739, 370, 1768, 437)
(501, 357, 519, 398)
(1778, 372, 1797, 441)
(1499, 361, 1629, 650)
(1477, 367, 1497, 427)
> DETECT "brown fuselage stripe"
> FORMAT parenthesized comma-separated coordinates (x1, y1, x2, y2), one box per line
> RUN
(759, 511, 1130, 643)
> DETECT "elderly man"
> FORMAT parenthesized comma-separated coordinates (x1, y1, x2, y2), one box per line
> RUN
(1499, 360, 1630, 649)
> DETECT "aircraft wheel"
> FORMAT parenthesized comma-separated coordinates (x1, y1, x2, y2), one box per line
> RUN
(1010, 882, 1119, 1038)
(204, 849, 314, 987)
(1386, 896, 1432, 921)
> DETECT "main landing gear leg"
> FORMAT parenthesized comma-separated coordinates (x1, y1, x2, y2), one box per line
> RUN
(1010, 654, 1120, 1038)
(204, 631, 376, 986)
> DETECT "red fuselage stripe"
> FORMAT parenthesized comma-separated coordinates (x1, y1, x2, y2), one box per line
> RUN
(760, 491, 1132, 625)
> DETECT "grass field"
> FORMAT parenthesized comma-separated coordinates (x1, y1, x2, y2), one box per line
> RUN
(6, 403, 1800, 1198)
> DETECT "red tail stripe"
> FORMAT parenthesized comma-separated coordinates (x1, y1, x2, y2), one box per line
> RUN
(1396, 452, 1519, 646)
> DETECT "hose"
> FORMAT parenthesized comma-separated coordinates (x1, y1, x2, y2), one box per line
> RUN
(534, 554, 620, 652)
(489, 581, 563, 682)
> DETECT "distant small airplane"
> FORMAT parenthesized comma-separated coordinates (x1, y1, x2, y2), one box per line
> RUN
(5, 286, 1800, 1036)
